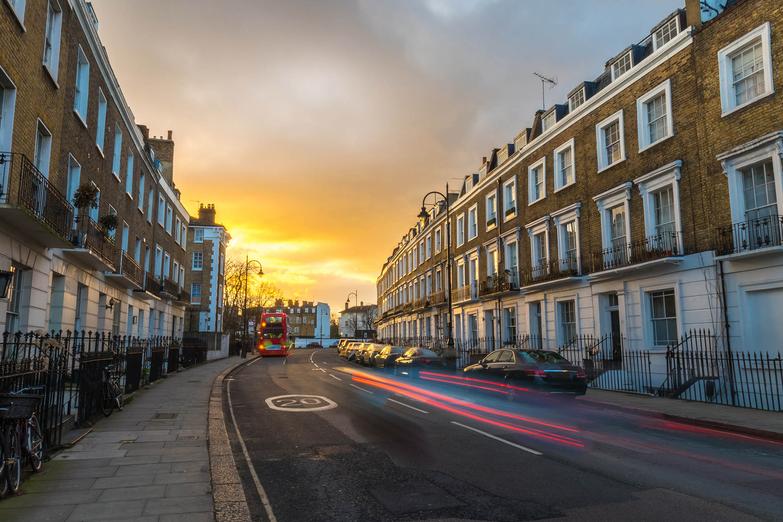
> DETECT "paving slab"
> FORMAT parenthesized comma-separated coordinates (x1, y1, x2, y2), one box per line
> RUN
(7, 356, 244, 522)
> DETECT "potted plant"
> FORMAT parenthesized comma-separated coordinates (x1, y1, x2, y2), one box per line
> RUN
(98, 213, 118, 240)
(71, 183, 99, 245)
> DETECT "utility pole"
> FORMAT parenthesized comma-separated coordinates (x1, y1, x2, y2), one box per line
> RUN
(533, 72, 557, 110)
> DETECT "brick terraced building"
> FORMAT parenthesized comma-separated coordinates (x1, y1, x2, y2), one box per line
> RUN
(376, 0, 783, 368)
(0, 0, 190, 337)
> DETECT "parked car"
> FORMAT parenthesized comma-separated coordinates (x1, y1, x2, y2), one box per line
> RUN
(394, 347, 446, 375)
(346, 342, 369, 362)
(359, 344, 382, 366)
(463, 349, 587, 395)
(374, 345, 406, 369)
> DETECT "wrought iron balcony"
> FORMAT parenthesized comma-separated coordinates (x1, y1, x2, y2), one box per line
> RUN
(429, 289, 446, 305)
(452, 284, 478, 303)
(589, 231, 681, 272)
(0, 152, 73, 247)
(64, 216, 117, 271)
(106, 251, 143, 289)
(715, 214, 783, 256)
(523, 256, 581, 285)
(480, 270, 520, 296)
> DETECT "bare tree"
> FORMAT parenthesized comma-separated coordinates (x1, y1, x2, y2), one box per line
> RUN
(222, 257, 283, 335)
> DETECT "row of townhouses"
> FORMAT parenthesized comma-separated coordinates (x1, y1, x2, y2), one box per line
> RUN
(0, 1, 225, 341)
(376, 0, 783, 364)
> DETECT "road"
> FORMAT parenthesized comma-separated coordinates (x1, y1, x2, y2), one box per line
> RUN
(224, 349, 783, 521)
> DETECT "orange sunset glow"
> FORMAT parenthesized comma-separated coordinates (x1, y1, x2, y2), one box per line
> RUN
(89, 0, 681, 313)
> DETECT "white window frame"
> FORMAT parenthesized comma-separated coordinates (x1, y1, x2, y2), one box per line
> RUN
(95, 88, 106, 153)
(568, 88, 585, 112)
(718, 23, 774, 117)
(634, 160, 683, 253)
(503, 177, 517, 221)
(485, 190, 498, 230)
(42, 0, 62, 84)
(541, 111, 556, 133)
(595, 109, 625, 172)
(192, 251, 203, 271)
(191, 283, 201, 304)
(434, 226, 442, 253)
(593, 182, 633, 252)
(111, 125, 122, 180)
(157, 195, 165, 227)
(556, 297, 579, 346)
(653, 16, 680, 51)
(0, 66, 17, 155)
(553, 138, 576, 192)
(194, 228, 204, 243)
(34, 119, 52, 178)
(175, 217, 182, 245)
(636, 79, 674, 152)
(486, 245, 498, 278)
(641, 283, 681, 348)
(72, 45, 89, 125)
(137, 173, 145, 212)
(125, 151, 134, 197)
(456, 213, 465, 246)
(528, 157, 546, 205)
(611, 51, 632, 81)
(146, 189, 154, 223)
(552, 203, 582, 273)
(717, 133, 783, 225)
(425, 234, 432, 259)
(6, 0, 26, 28)
(467, 204, 478, 241)
(526, 218, 550, 272)
(65, 154, 81, 219)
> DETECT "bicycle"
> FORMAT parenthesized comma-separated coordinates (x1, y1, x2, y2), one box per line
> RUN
(0, 386, 44, 495)
(102, 365, 123, 417)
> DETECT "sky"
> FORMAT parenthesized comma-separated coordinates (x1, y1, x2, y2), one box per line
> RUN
(90, 0, 682, 316)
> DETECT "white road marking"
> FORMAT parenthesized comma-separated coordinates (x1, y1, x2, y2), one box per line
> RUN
(317, 368, 326, 373)
(309, 352, 315, 364)
(450, 421, 543, 456)
(350, 383, 374, 394)
(246, 357, 262, 367)
(227, 379, 279, 522)
(329, 374, 343, 381)
(265, 394, 338, 412)
(387, 398, 429, 414)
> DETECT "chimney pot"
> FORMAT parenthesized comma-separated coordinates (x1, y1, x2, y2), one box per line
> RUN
(167, 130, 173, 140)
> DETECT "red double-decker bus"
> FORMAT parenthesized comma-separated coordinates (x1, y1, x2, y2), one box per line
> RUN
(257, 312, 289, 357)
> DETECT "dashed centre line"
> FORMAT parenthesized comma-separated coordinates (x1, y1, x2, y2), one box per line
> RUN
(329, 374, 343, 381)
(387, 398, 429, 414)
(451, 421, 543, 456)
(350, 383, 374, 394)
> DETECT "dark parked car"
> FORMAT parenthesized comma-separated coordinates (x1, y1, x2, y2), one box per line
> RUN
(394, 347, 446, 375)
(374, 345, 406, 369)
(463, 349, 587, 395)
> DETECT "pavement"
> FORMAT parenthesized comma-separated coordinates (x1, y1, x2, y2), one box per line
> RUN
(0, 355, 244, 522)
(224, 349, 783, 521)
(577, 388, 783, 441)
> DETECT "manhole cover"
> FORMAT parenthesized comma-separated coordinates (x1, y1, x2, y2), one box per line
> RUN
(154, 413, 177, 419)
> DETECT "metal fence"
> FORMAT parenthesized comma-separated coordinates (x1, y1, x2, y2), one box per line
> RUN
(378, 329, 782, 411)
(1, 331, 193, 456)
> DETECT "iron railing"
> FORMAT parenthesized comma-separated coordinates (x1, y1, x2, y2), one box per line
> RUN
(715, 214, 783, 255)
(590, 231, 681, 272)
(0, 152, 73, 241)
(523, 256, 581, 285)
(70, 216, 117, 268)
(117, 251, 143, 288)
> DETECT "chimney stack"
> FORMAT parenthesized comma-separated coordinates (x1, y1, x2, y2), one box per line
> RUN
(198, 203, 216, 225)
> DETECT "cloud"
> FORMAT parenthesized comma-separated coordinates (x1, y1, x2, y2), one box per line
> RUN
(90, 0, 683, 313)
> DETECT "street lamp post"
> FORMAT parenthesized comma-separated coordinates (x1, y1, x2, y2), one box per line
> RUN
(418, 183, 454, 364)
(242, 255, 264, 357)
(345, 290, 358, 337)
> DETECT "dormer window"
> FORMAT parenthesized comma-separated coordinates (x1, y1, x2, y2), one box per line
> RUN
(541, 111, 556, 133)
(611, 51, 632, 80)
(568, 88, 585, 111)
(653, 16, 679, 50)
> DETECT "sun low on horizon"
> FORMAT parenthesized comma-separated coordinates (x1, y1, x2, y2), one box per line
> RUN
(89, 0, 682, 315)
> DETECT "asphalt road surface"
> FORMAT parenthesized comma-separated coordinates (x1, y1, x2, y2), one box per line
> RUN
(224, 349, 783, 521)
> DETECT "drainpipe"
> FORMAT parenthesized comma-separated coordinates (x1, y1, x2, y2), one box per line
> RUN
(717, 259, 737, 405)
(496, 178, 503, 348)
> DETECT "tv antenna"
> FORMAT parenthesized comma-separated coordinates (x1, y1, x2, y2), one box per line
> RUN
(533, 72, 557, 110)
